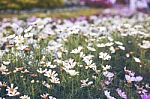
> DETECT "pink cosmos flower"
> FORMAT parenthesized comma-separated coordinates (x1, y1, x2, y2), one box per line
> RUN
(116, 88, 127, 99)
(141, 94, 150, 99)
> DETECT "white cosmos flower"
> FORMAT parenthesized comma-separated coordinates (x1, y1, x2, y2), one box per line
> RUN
(118, 46, 125, 50)
(3, 61, 10, 65)
(31, 80, 35, 83)
(103, 71, 114, 78)
(14, 35, 24, 44)
(0, 50, 5, 58)
(42, 81, 51, 89)
(46, 62, 56, 68)
(24, 33, 33, 38)
(20, 95, 30, 99)
(40, 93, 49, 99)
(87, 46, 96, 51)
(53, 59, 62, 64)
(133, 57, 141, 63)
(62, 59, 77, 70)
(80, 78, 93, 88)
(57, 51, 62, 58)
(108, 37, 114, 41)
(109, 46, 115, 53)
(105, 42, 114, 47)
(83, 55, 94, 61)
(49, 96, 56, 99)
(24, 26, 32, 33)
(50, 77, 60, 84)
(0, 64, 8, 74)
(99, 52, 111, 60)
(0, 81, 7, 87)
(126, 53, 130, 58)
(79, 52, 85, 58)
(6, 34, 16, 39)
(6, 84, 20, 96)
(115, 41, 123, 45)
(16, 45, 28, 51)
(96, 43, 106, 48)
(71, 46, 83, 54)
(66, 70, 79, 76)
(84, 59, 96, 70)
(44, 69, 58, 78)
(102, 65, 111, 71)
(139, 40, 150, 49)
(104, 90, 116, 99)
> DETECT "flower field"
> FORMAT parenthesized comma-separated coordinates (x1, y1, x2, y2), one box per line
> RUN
(0, 13, 150, 99)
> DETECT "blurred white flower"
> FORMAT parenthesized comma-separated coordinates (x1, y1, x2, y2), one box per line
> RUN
(96, 43, 106, 48)
(104, 90, 116, 99)
(37, 68, 47, 74)
(42, 81, 51, 89)
(126, 53, 130, 58)
(99, 52, 111, 60)
(80, 78, 93, 88)
(109, 46, 115, 53)
(103, 71, 114, 78)
(115, 41, 123, 45)
(84, 59, 96, 70)
(105, 42, 114, 47)
(0, 64, 8, 74)
(14, 35, 24, 44)
(24, 33, 33, 38)
(31, 80, 35, 83)
(118, 46, 125, 50)
(87, 46, 96, 52)
(46, 62, 57, 68)
(41, 93, 49, 99)
(79, 52, 85, 58)
(71, 46, 83, 54)
(0, 81, 7, 87)
(49, 96, 56, 99)
(44, 69, 58, 78)
(3, 61, 10, 65)
(24, 26, 32, 33)
(139, 40, 150, 49)
(50, 77, 60, 84)
(20, 95, 30, 99)
(66, 70, 79, 76)
(62, 59, 77, 71)
(102, 65, 111, 71)
(133, 57, 141, 63)
(55, 51, 62, 59)
(83, 55, 94, 61)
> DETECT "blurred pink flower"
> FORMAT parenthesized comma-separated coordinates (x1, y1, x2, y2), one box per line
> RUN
(141, 94, 150, 99)
(116, 88, 127, 99)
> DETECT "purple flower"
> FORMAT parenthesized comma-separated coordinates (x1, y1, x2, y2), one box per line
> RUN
(141, 94, 150, 99)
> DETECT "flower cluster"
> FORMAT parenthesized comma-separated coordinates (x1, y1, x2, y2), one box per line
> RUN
(0, 13, 150, 99)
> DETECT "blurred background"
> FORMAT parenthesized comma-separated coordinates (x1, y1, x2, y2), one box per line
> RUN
(0, 0, 150, 19)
